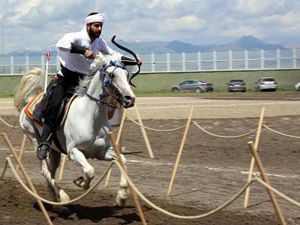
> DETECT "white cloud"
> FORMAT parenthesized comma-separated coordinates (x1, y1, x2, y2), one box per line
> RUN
(223, 26, 263, 38)
(230, 0, 287, 16)
(1, 0, 300, 52)
(5, 0, 41, 22)
(162, 16, 206, 32)
(148, 0, 183, 8)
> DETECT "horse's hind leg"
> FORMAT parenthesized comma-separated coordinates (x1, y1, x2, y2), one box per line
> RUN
(68, 147, 95, 190)
(40, 150, 70, 202)
(116, 154, 129, 207)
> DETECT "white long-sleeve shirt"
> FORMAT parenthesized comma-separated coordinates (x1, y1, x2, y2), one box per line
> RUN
(56, 27, 121, 75)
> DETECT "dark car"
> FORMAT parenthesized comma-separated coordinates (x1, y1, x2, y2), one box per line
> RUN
(172, 80, 213, 93)
(226, 79, 246, 92)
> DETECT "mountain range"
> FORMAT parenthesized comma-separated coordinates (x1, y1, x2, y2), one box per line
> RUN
(6, 35, 290, 56)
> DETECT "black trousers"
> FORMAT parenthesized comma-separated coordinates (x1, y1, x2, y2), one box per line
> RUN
(43, 67, 85, 129)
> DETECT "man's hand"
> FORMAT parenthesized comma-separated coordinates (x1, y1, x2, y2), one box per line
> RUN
(136, 58, 142, 66)
(84, 49, 95, 59)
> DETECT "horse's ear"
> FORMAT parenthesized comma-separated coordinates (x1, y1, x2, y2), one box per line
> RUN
(89, 52, 107, 75)
(96, 51, 104, 60)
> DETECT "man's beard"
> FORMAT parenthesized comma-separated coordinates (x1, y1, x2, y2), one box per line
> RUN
(89, 29, 101, 39)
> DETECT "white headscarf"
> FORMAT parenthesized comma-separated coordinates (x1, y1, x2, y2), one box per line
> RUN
(85, 13, 104, 24)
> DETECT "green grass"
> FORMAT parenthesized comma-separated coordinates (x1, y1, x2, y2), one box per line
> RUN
(1, 69, 300, 97)
(132, 69, 300, 94)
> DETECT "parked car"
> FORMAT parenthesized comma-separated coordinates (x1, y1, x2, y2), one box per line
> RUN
(171, 80, 213, 93)
(294, 82, 300, 91)
(255, 77, 278, 91)
(226, 79, 246, 92)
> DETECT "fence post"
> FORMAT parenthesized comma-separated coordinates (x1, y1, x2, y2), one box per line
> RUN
(293, 48, 297, 68)
(151, 53, 155, 72)
(182, 52, 186, 71)
(25, 55, 29, 71)
(166, 52, 170, 72)
(244, 50, 248, 70)
(197, 51, 202, 71)
(213, 50, 217, 70)
(261, 49, 265, 69)
(276, 49, 281, 69)
(229, 50, 233, 70)
(10, 56, 14, 75)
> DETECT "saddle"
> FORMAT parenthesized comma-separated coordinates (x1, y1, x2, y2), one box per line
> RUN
(24, 92, 77, 127)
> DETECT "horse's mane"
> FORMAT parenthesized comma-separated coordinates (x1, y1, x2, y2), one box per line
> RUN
(75, 52, 121, 96)
(14, 67, 44, 111)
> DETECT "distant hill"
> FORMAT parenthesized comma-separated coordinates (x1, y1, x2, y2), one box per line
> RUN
(214, 35, 285, 51)
(6, 35, 288, 56)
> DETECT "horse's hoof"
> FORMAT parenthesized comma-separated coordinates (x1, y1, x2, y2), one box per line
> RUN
(73, 176, 85, 188)
(59, 190, 70, 203)
(116, 189, 128, 207)
(116, 197, 127, 208)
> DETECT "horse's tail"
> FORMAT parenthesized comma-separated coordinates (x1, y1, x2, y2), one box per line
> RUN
(14, 67, 44, 112)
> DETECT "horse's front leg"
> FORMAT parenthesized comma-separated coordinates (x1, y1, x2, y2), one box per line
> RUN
(116, 153, 129, 207)
(40, 151, 70, 202)
(68, 147, 95, 190)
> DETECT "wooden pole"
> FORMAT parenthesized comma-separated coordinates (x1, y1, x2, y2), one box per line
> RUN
(16, 134, 27, 171)
(2, 133, 54, 225)
(247, 141, 286, 225)
(134, 105, 154, 158)
(58, 155, 67, 182)
(104, 110, 127, 189)
(166, 106, 194, 197)
(108, 132, 147, 225)
(244, 107, 265, 208)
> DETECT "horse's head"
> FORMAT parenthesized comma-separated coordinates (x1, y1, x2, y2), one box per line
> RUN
(90, 52, 136, 108)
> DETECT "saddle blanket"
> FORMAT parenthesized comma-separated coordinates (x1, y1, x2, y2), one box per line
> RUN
(24, 93, 77, 127)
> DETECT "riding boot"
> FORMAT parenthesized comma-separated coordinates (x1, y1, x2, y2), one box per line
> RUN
(36, 124, 53, 160)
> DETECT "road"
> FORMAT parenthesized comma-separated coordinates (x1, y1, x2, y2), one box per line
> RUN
(1, 96, 299, 119)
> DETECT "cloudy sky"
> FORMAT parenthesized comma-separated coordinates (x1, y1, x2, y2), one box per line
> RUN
(1, 0, 300, 53)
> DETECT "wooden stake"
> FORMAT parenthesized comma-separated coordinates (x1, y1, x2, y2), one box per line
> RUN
(58, 155, 67, 182)
(244, 107, 265, 208)
(16, 134, 27, 171)
(134, 105, 154, 158)
(2, 133, 54, 225)
(108, 132, 147, 225)
(248, 141, 286, 225)
(166, 106, 194, 197)
(104, 110, 127, 189)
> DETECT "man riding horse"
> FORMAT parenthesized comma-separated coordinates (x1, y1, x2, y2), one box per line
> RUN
(37, 12, 141, 160)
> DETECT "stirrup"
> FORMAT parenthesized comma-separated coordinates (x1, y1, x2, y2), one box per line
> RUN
(37, 142, 50, 160)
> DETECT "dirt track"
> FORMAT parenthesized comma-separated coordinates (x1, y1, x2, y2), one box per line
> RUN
(0, 96, 299, 225)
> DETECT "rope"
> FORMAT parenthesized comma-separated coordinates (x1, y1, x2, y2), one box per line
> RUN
(255, 177, 300, 208)
(6, 156, 114, 206)
(0, 116, 20, 128)
(193, 121, 257, 139)
(5, 155, 300, 220)
(263, 124, 300, 139)
(127, 116, 186, 132)
(114, 160, 256, 219)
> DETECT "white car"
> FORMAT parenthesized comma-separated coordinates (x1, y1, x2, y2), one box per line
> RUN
(294, 82, 300, 91)
(254, 77, 278, 91)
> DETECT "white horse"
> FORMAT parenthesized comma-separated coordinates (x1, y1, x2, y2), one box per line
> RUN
(14, 47, 139, 206)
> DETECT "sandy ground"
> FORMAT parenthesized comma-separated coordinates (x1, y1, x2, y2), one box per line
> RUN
(0, 95, 299, 225)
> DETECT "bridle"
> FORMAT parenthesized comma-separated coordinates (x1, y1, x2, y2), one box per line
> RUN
(86, 60, 128, 108)
(86, 35, 140, 107)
